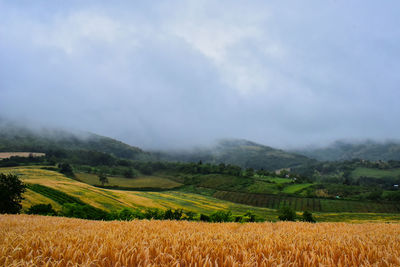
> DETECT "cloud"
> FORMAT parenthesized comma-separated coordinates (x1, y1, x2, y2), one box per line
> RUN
(1, 1, 400, 149)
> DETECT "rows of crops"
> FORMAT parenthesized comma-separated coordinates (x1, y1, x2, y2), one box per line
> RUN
(1, 215, 400, 266)
(213, 190, 400, 213)
(26, 184, 85, 205)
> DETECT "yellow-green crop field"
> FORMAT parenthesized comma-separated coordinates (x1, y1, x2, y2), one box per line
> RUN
(1, 166, 400, 222)
(0, 166, 275, 217)
(75, 172, 182, 189)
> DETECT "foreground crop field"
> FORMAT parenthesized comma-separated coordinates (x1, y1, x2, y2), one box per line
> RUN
(1, 215, 400, 266)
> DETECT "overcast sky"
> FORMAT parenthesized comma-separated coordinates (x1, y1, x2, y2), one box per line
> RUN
(1, 1, 399, 149)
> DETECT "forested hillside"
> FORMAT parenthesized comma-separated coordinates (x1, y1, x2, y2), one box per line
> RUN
(295, 140, 400, 161)
(0, 120, 147, 160)
(157, 139, 316, 170)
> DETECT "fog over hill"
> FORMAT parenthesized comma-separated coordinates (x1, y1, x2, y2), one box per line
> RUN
(2, 118, 400, 166)
(1, 1, 400, 150)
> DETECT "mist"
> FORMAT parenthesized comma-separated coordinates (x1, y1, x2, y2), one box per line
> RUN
(1, 1, 400, 150)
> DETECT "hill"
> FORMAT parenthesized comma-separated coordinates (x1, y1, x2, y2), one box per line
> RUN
(0, 120, 147, 160)
(3, 166, 277, 219)
(157, 139, 316, 170)
(295, 140, 400, 161)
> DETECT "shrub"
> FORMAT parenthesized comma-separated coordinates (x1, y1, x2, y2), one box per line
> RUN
(210, 210, 233, 222)
(243, 211, 256, 222)
(278, 206, 296, 221)
(61, 203, 108, 220)
(301, 211, 316, 223)
(112, 208, 144, 220)
(143, 208, 164, 220)
(200, 214, 210, 222)
(234, 215, 243, 222)
(27, 204, 57, 216)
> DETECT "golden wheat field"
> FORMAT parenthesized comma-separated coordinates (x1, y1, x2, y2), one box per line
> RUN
(1, 215, 400, 267)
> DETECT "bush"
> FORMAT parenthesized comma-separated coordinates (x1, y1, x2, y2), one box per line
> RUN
(61, 203, 108, 220)
(385, 190, 400, 201)
(210, 210, 233, 222)
(184, 211, 196, 221)
(111, 208, 144, 220)
(200, 214, 210, 222)
(27, 204, 57, 216)
(366, 189, 383, 200)
(234, 215, 243, 222)
(243, 211, 256, 222)
(143, 208, 164, 220)
(301, 211, 316, 223)
(278, 206, 296, 221)
(164, 208, 183, 220)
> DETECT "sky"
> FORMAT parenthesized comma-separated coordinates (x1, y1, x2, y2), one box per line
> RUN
(1, 1, 400, 149)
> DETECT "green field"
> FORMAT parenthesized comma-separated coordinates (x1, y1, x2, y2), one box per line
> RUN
(351, 167, 400, 179)
(283, 183, 313, 194)
(75, 172, 182, 189)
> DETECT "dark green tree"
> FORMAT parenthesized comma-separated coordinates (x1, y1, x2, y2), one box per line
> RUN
(278, 206, 296, 221)
(200, 214, 210, 222)
(0, 173, 26, 214)
(124, 168, 136, 178)
(301, 211, 316, 223)
(98, 172, 109, 186)
(59, 163, 74, 177)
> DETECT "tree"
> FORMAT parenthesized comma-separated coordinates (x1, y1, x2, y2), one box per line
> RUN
(278, 206, 296, 221)
(0, 173, 26, 214)
(245, 168, 254, 177)
(210, 210, 233, 222)
(98, 172, 109, 186)
(301, 211, 316, 223)
(59, 163, 74, 177)
(124, 168, 136, 178)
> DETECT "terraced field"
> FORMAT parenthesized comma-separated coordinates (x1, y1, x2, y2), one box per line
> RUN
(351, 167, 400, 179)
(213, 190, 400, 213)
(0, 166, 276, 218)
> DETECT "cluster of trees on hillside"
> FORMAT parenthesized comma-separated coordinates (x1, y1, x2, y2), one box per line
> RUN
(293, 159, 400, 188)
(0, 155, 47, 167)
(25, 203, 261, 223)
(277, 206, 316, 223)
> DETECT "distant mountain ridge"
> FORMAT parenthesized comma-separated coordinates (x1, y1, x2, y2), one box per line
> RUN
(294, 140, 400, 161)
(0, 121, 146, 160)
(157, 138, 316, 170)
